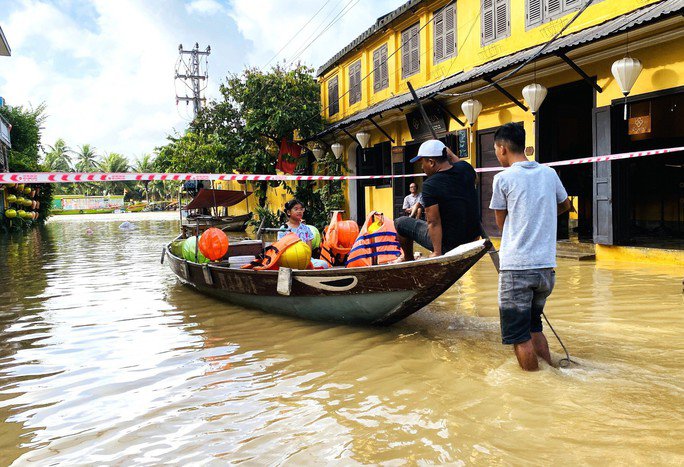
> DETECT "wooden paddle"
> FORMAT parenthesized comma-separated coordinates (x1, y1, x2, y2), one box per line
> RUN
(406, 81, 500, 272)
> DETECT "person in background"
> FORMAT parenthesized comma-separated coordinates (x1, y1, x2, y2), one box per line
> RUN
(489, 123, 572, 372)
(394, 140, 480, 261)
(402, 183, 423, 219)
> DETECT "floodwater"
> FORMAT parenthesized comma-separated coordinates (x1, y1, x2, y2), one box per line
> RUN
(0, 212, 682, 465)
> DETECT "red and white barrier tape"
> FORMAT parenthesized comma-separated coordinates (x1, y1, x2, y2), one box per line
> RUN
(1, 146, 682, 184)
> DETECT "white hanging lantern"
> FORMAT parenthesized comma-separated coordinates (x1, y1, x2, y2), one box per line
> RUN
(331, 142, 344, 159)
(356, 131, 371, 149)
(312, 147, 324, 161)
(522, 83, 547, 115)
(461, 99, 483, 125)
(611, 56, 643, 119)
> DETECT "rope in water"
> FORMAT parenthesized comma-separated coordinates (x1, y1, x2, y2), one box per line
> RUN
(542, 312, 577, 368)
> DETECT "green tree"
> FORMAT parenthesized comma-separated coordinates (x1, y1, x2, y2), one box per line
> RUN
(155, 131, 229, 173)
(44, 138, 74, 172)
(189, 64, 325, 206)
(133, 154, 155, 202)
(98, 152, 130, 195)
(0, 103, 46, 172)
(74, 144, 99, 195)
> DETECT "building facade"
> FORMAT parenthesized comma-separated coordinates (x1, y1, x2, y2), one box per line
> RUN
(315, 0, 683, 261)
(0, 25, 10, 174)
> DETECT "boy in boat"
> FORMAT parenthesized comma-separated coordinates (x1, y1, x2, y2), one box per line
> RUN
(489, 123, 572, 371)
(394, 140, 480, 260)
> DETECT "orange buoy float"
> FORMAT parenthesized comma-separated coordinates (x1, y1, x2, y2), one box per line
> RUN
(198, 227, 229, 261)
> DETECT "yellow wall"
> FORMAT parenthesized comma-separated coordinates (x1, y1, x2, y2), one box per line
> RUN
(364, 186, 394, 220)
(215, 179, 295, 218)
(320, 0, 663, 121)
(596, 245, 684, 267)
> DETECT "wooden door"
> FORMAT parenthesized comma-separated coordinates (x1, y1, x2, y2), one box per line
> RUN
(477, 129, 501, 237)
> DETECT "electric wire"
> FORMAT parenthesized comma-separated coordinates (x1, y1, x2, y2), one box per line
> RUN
(261, 0, 334, 71)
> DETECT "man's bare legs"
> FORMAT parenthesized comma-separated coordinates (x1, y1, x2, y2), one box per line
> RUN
(513, 332, 552, 371)
(531, 331, 552, 366)
(395, 233, 413, 262)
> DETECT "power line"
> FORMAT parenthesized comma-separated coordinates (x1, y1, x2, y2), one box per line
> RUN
(287, 0, 360, 67)
(261, 0, 334, 71)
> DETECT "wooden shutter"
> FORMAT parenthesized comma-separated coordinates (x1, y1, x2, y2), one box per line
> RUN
(328, 76, 339, 116)
(373, 47, 382, 92)
(433, 7, 445, 63)
(349, 61, 361, 105)
(380, 44, 389, 90)
(563, 0, 581, 8)
(495, 0, 509, 39)
(373, 44, 388, 92)
(527, 0, 542, 28)
(401, 28, 411, 78)
(592, 106, 613, 245)
(546, 0, 562, 18)
(444, 4, 456, 58)
(481, 0, 495, 44)
(410, 23, 420, 76)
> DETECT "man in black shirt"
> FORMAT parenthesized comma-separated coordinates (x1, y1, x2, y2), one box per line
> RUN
(394, 139, 480, 260)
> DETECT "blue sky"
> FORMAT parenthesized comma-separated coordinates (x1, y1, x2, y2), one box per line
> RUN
(0, 0, 402, 161)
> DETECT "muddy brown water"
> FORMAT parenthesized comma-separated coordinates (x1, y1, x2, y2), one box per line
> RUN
(0, 212, 682, 465)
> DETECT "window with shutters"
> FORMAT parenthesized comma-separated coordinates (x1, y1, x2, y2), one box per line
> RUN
(373, 44, 389, 92)
(526, 0, 589, 28)
(401, 23, 420, 79)
(481, 0, 509, 46)
(348, 60, 362, 106)
(328, 76, 339, 117)
(434, 2, 457, 64)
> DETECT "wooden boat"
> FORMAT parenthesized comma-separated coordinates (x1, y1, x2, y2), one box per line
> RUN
(180, 188, 253, 236)
(163, 237, 491, 325)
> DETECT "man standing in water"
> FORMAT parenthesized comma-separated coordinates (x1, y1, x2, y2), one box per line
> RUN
(489, 123, 572, 371)
(394, 140, 480, 260)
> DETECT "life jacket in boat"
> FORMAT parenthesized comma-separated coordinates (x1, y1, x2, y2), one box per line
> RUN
(241, 232, 312, 270)
(346, 212, 402, 267)
(320, 211, 359, 267)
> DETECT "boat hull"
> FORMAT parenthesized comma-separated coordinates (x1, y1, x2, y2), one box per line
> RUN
(165, 239, 490, 325)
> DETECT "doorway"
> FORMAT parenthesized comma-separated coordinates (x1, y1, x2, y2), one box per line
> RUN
(537, 79, 594, 241)
(477, 128, 502, 237)
(355, 142, 391, 222)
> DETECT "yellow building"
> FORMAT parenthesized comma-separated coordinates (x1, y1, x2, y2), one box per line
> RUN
(315, 0, 683, 263)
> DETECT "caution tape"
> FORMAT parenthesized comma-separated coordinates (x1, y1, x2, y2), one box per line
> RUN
(0, 146, 682, 184)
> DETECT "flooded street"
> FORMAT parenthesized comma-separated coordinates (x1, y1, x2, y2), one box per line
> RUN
(0, 212, 682, 465)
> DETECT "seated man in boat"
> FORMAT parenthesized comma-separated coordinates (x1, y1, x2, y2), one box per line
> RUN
(394, 140, 480, 260)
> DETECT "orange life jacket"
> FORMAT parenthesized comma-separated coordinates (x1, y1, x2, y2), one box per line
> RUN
(320, 211, 359, 267)
(346, 212, 402, 267)
(241, 232, 312, 270)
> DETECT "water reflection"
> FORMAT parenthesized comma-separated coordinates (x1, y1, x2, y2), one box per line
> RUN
(0, 212, 682, 464)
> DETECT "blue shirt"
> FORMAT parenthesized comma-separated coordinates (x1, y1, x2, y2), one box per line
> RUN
(278, 223, 313, 243)
(489, 161, 568, 271)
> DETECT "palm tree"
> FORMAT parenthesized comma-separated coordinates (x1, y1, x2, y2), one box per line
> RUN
(44, 138, 73, 172)
(75, 144, 99, 195)
(98, 152, 130, 195)
(133, 154, 155, 202)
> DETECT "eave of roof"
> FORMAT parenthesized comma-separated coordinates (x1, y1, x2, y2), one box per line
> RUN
(316, 0, 683, 139)
(0, 26, 10, 56)
(316, 0, 424, 78)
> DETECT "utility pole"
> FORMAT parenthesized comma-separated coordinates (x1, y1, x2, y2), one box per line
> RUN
(175, 43, 210, 118)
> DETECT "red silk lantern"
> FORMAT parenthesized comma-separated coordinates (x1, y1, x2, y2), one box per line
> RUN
(198, 227, 229, 261)
(337, 220, 359, 249)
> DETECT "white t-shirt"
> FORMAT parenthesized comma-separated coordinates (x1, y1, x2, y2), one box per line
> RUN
(402, 193, 422, 210)
(489, 161, 568, 270)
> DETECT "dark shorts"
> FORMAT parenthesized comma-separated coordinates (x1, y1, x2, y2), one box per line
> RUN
(394, 216, 433, 251)
(498, 268, 555, 345)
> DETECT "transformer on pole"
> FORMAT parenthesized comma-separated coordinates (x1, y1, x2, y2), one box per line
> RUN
(175, 43, 210, 118)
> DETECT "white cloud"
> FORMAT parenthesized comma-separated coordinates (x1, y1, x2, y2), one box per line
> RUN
(0, 0, 187, 159)
(228, 0, 405, 71)
(0, 0, 407, 162)
(186, 0, 225, 16)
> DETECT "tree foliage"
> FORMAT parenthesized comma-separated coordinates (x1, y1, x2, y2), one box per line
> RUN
(0, 103, 46, 172)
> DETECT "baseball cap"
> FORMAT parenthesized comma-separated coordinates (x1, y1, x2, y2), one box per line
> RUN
(409, 139, 447, 163)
